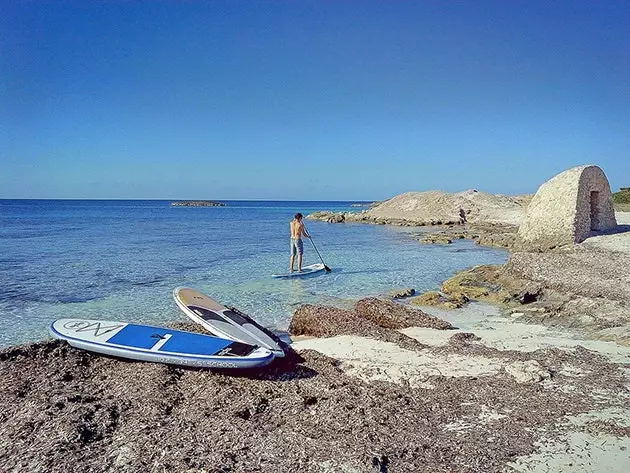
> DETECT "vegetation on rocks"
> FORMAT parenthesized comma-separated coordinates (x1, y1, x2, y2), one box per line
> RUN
(612, 188, 630, 204)
(410, 291, 469, 309)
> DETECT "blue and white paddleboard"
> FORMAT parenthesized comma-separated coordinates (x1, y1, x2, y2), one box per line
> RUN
(271, 263, 326, 278)
(50, 319, 274, 369)
(173, 287, 287, 358)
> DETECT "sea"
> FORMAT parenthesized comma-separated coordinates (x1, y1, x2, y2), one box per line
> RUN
(0, 200, 509, 347)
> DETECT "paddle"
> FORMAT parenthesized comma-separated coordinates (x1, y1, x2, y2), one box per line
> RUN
(304, 225, 331, 272)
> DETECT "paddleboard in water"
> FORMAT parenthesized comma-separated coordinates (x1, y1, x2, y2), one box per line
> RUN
(50, 318, 274, 369)
(173, 287, 287, 358)
(271, 263, 326, 278)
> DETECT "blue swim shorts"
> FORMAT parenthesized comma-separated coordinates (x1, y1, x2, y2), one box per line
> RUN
(290, 238, 304, 256)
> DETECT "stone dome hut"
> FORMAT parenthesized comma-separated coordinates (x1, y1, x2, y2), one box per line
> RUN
(517, 165, 617, 251)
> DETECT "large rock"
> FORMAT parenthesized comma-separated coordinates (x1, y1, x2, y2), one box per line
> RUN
(354, 297, 453, 330)
(441, 265, 513, 304)
(386, 288, 416, 298)
(410, 291, 469, 309)
(517, 165, 617, 251)
(504, 360, 551, 384)
(366, 190, 528, 226)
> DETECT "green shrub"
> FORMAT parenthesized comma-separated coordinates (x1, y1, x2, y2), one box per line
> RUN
(612, 189, 630, 204)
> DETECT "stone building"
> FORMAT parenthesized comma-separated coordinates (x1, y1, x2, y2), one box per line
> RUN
(517, 165, 617, 251)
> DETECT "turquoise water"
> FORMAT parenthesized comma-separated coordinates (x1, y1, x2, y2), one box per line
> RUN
(0, 200, 508, 347)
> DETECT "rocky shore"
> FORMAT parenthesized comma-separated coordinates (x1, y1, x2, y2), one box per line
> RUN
(2, 298, 629, 473)
(2, 170, 629, 472)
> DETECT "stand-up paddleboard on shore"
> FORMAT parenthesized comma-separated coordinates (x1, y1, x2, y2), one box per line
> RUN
(50, 319, 274, 369)
(271, 263, 326, 278)
(173, 287, 287, 358)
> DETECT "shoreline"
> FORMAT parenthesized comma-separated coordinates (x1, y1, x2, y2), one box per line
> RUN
(2, 195, 629, 471)
(2, 300, 629, 472)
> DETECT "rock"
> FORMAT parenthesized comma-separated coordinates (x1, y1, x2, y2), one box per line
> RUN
(420, 234, 453, 245)
(410, 291, 442, 306)
(112, 445, 136, 468)
(387, 288, 416, 298)
(410, 291, 469, 309)
(448, 332, 481, 345)
(441, 265, 512, 304)
(517, 284, 543, 304)
(504, 360, 551, 384)
(328, 213, 345, 223)
(354, 297, 453, 330)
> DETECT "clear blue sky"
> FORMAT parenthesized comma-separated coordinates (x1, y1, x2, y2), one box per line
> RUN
(1, 1, 629, 200)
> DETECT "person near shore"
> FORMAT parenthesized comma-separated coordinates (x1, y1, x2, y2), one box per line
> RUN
(290, 213, 311, 272)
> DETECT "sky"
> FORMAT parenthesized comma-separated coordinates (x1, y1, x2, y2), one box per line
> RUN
(1, 1, 629, 200)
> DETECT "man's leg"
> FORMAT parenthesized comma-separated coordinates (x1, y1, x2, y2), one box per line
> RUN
(297, 240, 304, 271)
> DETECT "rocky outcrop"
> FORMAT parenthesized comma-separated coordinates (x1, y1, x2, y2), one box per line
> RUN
(386, 288, 416, 298)
(411, 291, 469, 309)
(440, 265, 515, 305)
(367, 190, 529, 226)
(308, 191, 531, 228)
(171, 201, 226, 207)
(413, 223, 518, 249)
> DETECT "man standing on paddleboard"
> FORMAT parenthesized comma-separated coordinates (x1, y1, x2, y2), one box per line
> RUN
(290, 213, 311, 272)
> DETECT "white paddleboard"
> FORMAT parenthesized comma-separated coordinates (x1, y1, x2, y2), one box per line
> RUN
(50, 318, 274, 369)
(173, 287, 287, 358)
(271, 263, 327, 278)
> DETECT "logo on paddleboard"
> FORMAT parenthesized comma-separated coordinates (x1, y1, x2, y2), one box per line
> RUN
(63, 321, 125, 337)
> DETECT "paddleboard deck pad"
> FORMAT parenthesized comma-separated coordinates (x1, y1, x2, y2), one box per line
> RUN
(271, 263, 326, 278)
(173, 287, 287, 358)
(50, 319, 274, 369)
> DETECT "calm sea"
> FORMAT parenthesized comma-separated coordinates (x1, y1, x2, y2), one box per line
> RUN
(0, 200, 508, 347)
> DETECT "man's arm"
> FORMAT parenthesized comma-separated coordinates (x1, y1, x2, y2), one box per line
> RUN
(301, 223, 311, 238)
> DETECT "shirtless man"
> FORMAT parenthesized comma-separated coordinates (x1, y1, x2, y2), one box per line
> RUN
(290, 213, 310, 272)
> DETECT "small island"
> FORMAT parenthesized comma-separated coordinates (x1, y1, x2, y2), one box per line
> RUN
(171, 201, 226, 207)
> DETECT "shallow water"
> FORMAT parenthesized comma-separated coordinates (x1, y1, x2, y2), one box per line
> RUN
(0, 200, 508, 346)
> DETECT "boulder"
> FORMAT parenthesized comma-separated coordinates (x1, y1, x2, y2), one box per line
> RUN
(410, 291, 442, 306)
(441, 265, 512, 304)
(410, 291, 469, 309)
(387, 288, 416, 298)
(420, 235, 453, 245)
(504, 360, 551, 384)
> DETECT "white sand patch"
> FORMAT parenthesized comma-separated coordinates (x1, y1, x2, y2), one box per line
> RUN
(615, 211, 630, 225)
(292, 335, 505, 389)
(506, 408, 630, 473)
(401, 312, 630, 364)
(580, 211, 630, 253)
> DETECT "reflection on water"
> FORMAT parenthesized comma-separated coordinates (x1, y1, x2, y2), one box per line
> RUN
(0, 200, 508, 346)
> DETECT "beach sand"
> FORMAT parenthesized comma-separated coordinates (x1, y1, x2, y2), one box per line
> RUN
(293, 302, 630, 472)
